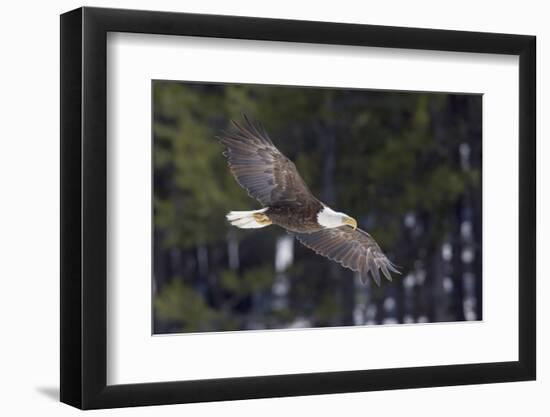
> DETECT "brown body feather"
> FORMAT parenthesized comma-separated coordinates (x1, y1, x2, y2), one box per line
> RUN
(266, 202, 323, 233)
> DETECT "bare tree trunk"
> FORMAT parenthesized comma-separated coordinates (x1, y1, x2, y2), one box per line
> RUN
(318, 111, 355, 326)
(226, 230, 239, 270)
(196, 244, 209, 278)
(272, 234, 294, 318)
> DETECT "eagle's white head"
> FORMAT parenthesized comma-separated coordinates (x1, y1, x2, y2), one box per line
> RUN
(317, 206, 357, 230)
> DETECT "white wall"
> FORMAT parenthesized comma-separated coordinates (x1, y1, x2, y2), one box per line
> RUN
(0, 0, 546, 415)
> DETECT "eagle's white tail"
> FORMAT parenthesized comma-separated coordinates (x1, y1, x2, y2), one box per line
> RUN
(226, 208, 271, 229)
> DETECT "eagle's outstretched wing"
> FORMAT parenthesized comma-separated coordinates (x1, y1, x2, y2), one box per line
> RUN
(218, 116, 315, 206)
(295, 227, 399, 285)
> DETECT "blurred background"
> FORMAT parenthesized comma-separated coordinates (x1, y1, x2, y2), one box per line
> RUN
(152, 80, 482, 334)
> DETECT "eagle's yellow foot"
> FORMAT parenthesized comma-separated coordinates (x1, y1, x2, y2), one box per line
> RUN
(253, 212, 272, 225)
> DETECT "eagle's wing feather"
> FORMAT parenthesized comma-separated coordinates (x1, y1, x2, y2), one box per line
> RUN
(218, 116, 314, 206)
(295, 227, 399, 285)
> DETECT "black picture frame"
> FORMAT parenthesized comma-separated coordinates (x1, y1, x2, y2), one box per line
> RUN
(60, 6, 536, 410)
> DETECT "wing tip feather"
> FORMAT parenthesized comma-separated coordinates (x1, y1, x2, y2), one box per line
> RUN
(296, 228, 401, 286)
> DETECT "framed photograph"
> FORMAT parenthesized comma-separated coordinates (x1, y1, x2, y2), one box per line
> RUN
(60, 6, 536, 409)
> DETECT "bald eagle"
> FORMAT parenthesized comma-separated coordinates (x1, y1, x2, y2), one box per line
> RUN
(218, 116, 399, 285)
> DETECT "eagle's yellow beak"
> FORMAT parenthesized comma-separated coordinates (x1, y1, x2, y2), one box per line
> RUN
(343, 216, 357, 230)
